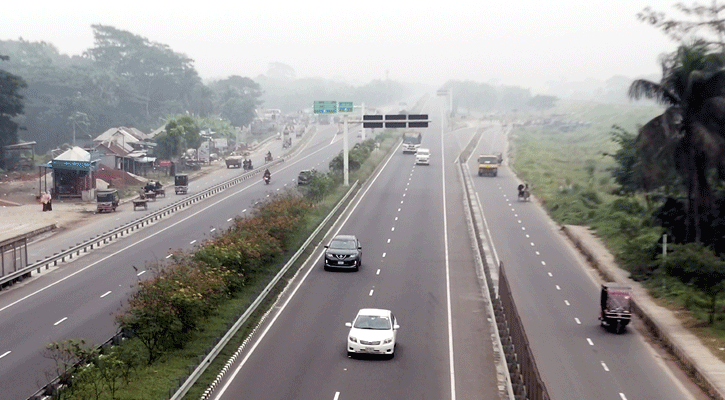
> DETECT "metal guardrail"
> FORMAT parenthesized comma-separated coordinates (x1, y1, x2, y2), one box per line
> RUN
(3, 159, 283, 289)
(169, 181, 361, 400)
(457, 127, 548, 400)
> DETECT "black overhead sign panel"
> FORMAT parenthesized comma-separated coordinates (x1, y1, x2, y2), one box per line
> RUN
(362, 114, 429, 128)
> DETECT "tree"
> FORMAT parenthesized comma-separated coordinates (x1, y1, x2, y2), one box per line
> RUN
(628, 43, 725, 243)
(638, 2, 725, 51)
(209, 75, 262, 128)
(527, 94, 558, 111)
(0, 55, 27, 167)
(663, 243, 725, 324)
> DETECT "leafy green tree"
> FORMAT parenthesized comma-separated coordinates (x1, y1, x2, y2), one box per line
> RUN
(209, 76, 262, 127)
(0, 55, 27, 167)
(628, 43, 725, 243)
(638, 2, 725, 51)
(662, 242, 725, 324)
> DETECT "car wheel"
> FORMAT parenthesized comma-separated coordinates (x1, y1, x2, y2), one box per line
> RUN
(347, 351, 353, 358)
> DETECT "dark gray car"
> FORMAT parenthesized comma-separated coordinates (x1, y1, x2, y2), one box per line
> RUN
(324, 235, 362, 271)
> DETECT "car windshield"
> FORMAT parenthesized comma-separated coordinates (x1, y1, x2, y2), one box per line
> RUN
(353, 315, 391, 330)
(478, 156, 497, 164)
(329, 239, 357, 249)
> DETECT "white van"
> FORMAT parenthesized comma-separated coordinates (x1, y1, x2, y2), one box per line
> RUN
(415, 148, 430, 165)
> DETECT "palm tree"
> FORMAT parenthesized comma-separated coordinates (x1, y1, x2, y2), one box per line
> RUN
(629, 43, 725, 243)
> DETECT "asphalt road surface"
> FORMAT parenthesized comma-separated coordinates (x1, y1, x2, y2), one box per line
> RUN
(208, 99, 500, 400)
(468, 124, 702, 400)
(0, 123, 362, 399)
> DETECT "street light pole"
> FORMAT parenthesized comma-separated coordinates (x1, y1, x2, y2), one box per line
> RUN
(343, 114, 349, 186)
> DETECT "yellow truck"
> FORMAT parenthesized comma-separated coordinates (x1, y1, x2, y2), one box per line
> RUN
(478, 154, 499, 177)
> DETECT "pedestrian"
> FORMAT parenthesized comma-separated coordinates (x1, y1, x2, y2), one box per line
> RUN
(40, 191, 51, 211)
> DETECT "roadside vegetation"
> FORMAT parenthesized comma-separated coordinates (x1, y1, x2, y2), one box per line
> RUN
(41, 132, 396, 400)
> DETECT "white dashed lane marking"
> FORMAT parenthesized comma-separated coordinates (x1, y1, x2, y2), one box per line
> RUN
(227, 218, 233, 222)
(564, 300, 570, 306)
(210, 228, 216, 232)
(165, 254, 172, 259)
(547, 272, 553, 277)
(0, 351, 10, 359)
(387, 239, 391, 243)
(376, 269, 380, 275)
(555, 285, 561, 290)
(619, 393, 627, 400)
(54, 317, 68, 326)
(575, 318, 581, 324)
(382, 253, 386, 258)
(137, 270, 146, 276)
(601, 362, 609, 372)
(541, 261, 546, 266)
(587, 338, 594, 346)
(190, 240, 196, 245)
(100, 291, 112, 298)
(369, 289, 374, 296)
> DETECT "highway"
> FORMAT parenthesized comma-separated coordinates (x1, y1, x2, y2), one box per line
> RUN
(0, 123, 362, 399)
(467, 124, 704, 399)
(208, 99, 500, 400)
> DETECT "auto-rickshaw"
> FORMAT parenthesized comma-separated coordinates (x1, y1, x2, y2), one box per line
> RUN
(599, 283, 632, 333)
(96, 189, 120, 213)
(175, 174, 189, 195)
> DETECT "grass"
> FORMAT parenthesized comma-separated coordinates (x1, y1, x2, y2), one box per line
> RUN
(505, 99, 725, 363)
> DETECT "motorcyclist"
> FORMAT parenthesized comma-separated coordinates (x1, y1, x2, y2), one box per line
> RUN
(264, 169, 271, 179)
(266, 151, 272, 161)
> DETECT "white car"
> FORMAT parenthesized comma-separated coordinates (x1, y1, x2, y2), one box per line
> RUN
(345, 308, 399, 358)
(415, 148, 430, 165)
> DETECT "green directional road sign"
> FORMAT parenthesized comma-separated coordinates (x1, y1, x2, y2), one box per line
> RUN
(338, 102, 353, 113)
(314, 101, 337, 114)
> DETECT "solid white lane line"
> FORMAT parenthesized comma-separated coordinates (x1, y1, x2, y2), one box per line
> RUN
(100, 291, 112, 298)
(441, 111, 456, 400)
(0, 351, 10, 359)
(369, 289, 374, 296)
(376, 269, 380, 275)
(54, 317, 68, 326)
(137, 270, 146, 276)
(587, 338, 594, 346)
(575, 318, 581, 324)
(382, 252, 386, 258)
(165, 254, 172, 259)
(601, 362, 609, 372)
(190, 240, 196, 245)
(564, 300, 570, 306)
(334, 392, 340, 400)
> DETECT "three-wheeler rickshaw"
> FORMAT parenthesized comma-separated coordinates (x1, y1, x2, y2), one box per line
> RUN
(599, 283, 632, 333)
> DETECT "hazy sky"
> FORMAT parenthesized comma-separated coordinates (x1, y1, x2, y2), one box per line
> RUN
(3, 1, 676, 91)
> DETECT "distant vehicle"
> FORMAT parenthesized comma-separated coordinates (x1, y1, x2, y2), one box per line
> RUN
(345, 308, 399, 358)
(402, 131, 422, 154)
(324, 234, 362, 271)
(477, 155, 499, 177)
(415, 148, 430, 165)
(225, 155, 243, 168)
(96, 189, 119, 213)
(174, 174, 189, 195)
(298, 169, 314, 185)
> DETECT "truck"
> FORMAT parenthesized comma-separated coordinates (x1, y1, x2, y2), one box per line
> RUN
(402, 131, 422, 154)
(478, 154, 499, 176)
(225, 154, 243, 168)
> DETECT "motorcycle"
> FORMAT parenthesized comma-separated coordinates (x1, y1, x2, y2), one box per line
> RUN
(265, 153, 273, 163)
(263, 175, 271, 185)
